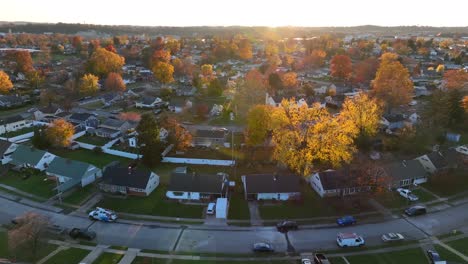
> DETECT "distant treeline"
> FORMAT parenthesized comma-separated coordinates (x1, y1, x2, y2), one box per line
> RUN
(0, 22, 467, 38)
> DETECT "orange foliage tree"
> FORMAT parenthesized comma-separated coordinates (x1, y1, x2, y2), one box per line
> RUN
(281, 72, 298, 88)
(105, 72, 126, 93)
(238, 39, 253, 60)
(86, 47, 125, 77)
(46, 119, 75, 147)
(118, 112, 141, 122)
(0, 70, 13, 94)
(12, 50, 34, 74)
(163, 117, 192, 151)
(330, 54, 352, 80)
(443, 70, 468, 90)
(152, 61, 174, 84)
(152, 49, 171, 65)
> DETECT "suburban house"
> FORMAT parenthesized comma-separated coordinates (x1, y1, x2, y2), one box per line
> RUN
(168, 98, 192, 113)
(166, 167, 229, 201)
(135, 97, 165, 108)
(415, 151, 450, 174)
(0, 115, 31, 135)
(95, 119, 130, 138)
(0, 139, 18, 165)
(8, 145, 56, 171)
(0, 95, 26, 108)
(68, 113, 99, 129)
(45, 157, 102, 192)
(34, 105, 63, 121)
(309, 170, 369, 198)
(192, 129, 226, 147)
(242, 173, 301, 201)
(383, 160, 429, 187)
(99, 166, 160, 196)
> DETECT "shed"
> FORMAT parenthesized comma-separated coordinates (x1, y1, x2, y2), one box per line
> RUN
(216, 198, 228, 219)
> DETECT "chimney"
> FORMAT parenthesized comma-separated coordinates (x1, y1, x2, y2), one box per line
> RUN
(402, 160, 407, 167)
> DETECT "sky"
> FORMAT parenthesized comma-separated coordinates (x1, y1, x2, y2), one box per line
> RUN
(3, 0, 468, 27)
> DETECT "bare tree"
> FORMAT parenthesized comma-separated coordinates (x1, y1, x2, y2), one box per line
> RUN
(8, 212, 49, 261)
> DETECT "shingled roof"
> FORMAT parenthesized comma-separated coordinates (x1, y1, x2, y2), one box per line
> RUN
(243, 174, 301, 194)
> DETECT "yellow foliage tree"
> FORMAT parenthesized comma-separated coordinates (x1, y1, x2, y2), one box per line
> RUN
(45, 119, 75, 147)
(0, 70, 13, 94)
(238, 39, 253, 60)
(462, 96, 468, 113)
(271, 99, 358, 176)
(86, 47, 125, 77)
(340, 93, 382, 137)
(79, 74, 99, 96)
(281, 72, 298, 88)
(152, 61, 174, 84)
(246, 105, 273, 146)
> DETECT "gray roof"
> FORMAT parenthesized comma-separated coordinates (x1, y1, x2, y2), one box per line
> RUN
(0, 139, 12, 156)
(384, 160, 428, 181)
(102, 166, 153, 189)
(102, 118, 127, 129)
(243, 174, 301, 194)
(317, 170, 361, 190)
(195, 129, 225, 139)
(69, 113, 95, 122)
(426, 152, 449, 169)
(0, 115, 24, 125)
(9, 145, 47, 166)
(38, 105, 60, 114)
(46, 157, 96, 179)
(168, 172, 226, 194)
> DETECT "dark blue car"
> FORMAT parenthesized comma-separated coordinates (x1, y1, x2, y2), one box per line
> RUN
(336, 216, 356, 226)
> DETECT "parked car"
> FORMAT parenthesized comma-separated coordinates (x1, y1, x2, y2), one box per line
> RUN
(276, 220, 298, 232)
(397, 188, 419, 201)
(427, 250, 444, 264)
(89, 207, 117, 222)
(206, 202, 216, 215)
(404, 205, 427, 216)
(314, 253, 331, 264)
(301, 258, 312, 264)
(336, 233, 365, 248)
(336, 216, 356, 226)
(252, 242, 274, 252)
(69, 228, 96, 240)
(381, 233, 405, 242)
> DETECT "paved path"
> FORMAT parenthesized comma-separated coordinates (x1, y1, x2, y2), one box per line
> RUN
(79, 244, 109, 264)
(37, 245, 68, 264)
(117, 248, 140, 264)
(76, 193, 102, 213)
(248, 201, 262, 226)
(433, 237, 468, 262)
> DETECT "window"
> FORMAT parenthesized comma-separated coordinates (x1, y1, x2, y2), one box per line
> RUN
(172, 192, 184, 196)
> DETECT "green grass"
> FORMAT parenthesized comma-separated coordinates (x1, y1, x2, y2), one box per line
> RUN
(0, 104, 33, 118)
(97, 185, 204, 218)
(411, 188, 437, 203)
(63, 184, 96, 205)
(0, 170, 55, 199)
(0, 231, 7, 257)
(2, 126, 36, 138)
(132, 257, 167, 264)
(345, 247, 427, 264)
(132, 258, 296, 264)
(424, 169, 468, 196)
(109, 245, 128, 250)
(92, 252, 124, 264)
(76, 135, 110, 146)
(43, 248, 89, 264)
(447, 237, 468, 256)
(82, 101, 104, 110)
(50, 149, 131, 168)
(433, 244, 467, 263)
(228, 193, 250, 220)
(0, 231, 58, 262)
(329, 257, 347, 264)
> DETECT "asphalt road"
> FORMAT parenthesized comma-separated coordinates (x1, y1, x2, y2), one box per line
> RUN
(1, 197, 468, 254)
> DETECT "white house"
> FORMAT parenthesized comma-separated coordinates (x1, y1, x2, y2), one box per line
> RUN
(415, 152, 450, 174)
(241, 173, 301, 201)
(0, 140, 18, 165)
(309, 170, 369, 198)
(99, 166, 159, 196)
(0, 115, 32, 135)
(8, 145, 56, 171)
(46, 157, 102, 192)
(135, 97, 164, 108)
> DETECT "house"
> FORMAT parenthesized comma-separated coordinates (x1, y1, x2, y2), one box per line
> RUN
(95, 119, 130, 138)
(0, 115, 31, 135)
(192, 129, 226, 147)
(135, 97, 165, 108)
(383, 160, 429, 187)
(176, 86, 197, 96)
(34, 105, 63, 121)
(99, 93, 122, 106)
(8, 145, 56, 171)
(99, 166, 160, 196)
(415, 151, 450, 174)
(166, 167, 229, 200)
(242, 173, 301, 200)
(0, 139, 18, 165)
(0, 95, 25, 108)
(309, 170, 370, 198)
(380, 114, 409, 131)
(45, 157, 102, 192)
(68, 113, 99, 129)
(168, 98, 192, 113)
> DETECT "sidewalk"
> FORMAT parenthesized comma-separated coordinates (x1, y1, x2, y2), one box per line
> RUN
(37, 245, 68, 264)
(0, 188, 63, 213)
(79, 244, 109, 264)
(432, 237, 468, 262)
(368, 199, 399, 219)
(76, 193, 102, 213)
(0, 183, 46, 201)
(117, 248, 140, 264)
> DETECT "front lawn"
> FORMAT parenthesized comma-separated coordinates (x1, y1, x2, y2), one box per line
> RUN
(43, 248, 89, 264)
(345, 247, 427, 264)
(63, 184, 96, 205)
(228, 193, 250, 220)
(96, 185, 204, 218)
(76, 135, 110, 146)
(447, 237, 468, 256)
(0, 231, 7, 257)
(82, 101, 104, 110)
(433, 244, 467, 263)
(424, 168, 468, 196)
(168, 147, 241, 160)
(0, 230, 58, 262)
(2, 126, 35, 138)
(328, 258, 347, 264)
(92, 252, 124, 264)
(0, 170, 56, 199)
(50, 149, 131, 168)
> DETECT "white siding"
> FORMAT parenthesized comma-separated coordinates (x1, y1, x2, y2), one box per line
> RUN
(309, 173, 326, 197)
(415, 155, 437, 173)
(257, 193, 291, 201)
(144, 173, 160, 195)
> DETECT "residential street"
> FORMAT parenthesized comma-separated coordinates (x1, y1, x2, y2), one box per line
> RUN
(1, 196, 468, 254)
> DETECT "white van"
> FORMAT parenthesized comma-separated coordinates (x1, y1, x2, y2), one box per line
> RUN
(206, 202, 216, 215)
(336, 233, 365, 248)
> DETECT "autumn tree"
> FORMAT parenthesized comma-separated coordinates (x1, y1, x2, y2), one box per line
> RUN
(246, 105, 272, 146)
(163, 117, 192, 151)
(207, 78, 223, 96)
(79, 74, 99, 96)
(281, 72, 298, 88)
(105, 72, 126, 93)
(304, 49, 327, 68)
(165, 39, 180, 54)
(152, 49, 171, 65)
(105, 44, 117, 53)
(196, 104, 209, 119)
(12, 50, 33, 74)
(152, 61, 174, 84)
(86, 47, 125, 77)
(45, 119, 75, 147)
(443, 69, 468, 90)
(372, 52, 413, 111)
(353, 57, 379, 84)
(341, 93, 382, 146)
(330, 54, 352, 80)
(233, 69, 268, 117)
(268, 73, 283, 90)
(137, 113, 164, 167)
(171, 58, 184, 76)
(71, 36, 83, 51)
(8, 212, 49, 261)
(26, 70, 45, 89)
(0, 70, 13, 94)
(462, 96, 468, 113)
(118, 112, 141, 122)
(271, 99, 358, 176)
(238, 39, 253, 60)
(201, 64, 214, 83)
